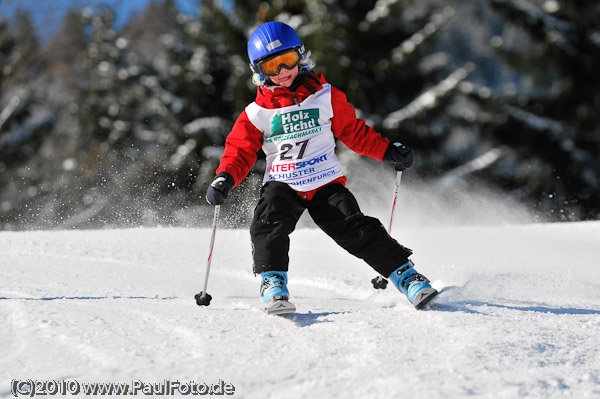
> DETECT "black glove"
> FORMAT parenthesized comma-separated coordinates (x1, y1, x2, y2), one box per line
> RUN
(206, 172, 234, 205)
(383, 142, 415, 171)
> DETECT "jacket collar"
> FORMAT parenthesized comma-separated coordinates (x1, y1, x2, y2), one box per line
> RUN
(255, 73, 327, 109)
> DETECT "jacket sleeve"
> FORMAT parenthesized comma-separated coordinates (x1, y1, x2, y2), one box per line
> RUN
(216, 110, 263, 186)
(330, 86, 390, 161)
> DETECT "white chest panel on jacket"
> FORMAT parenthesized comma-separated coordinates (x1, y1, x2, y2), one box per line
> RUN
(245, 84, 343, 191)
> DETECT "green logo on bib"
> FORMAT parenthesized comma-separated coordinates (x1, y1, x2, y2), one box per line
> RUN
(269, 109, 320, 139)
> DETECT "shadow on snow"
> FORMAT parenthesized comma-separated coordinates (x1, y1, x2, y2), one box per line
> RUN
(279, 311, 346, 327)
(0, 295, 178, 301)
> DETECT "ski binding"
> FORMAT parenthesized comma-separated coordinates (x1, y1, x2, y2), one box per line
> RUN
(413, 287, 439, 310)
(266, 299, 296, 315)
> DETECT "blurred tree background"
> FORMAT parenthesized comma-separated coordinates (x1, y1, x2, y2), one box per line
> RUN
(0, 0, 599, 230)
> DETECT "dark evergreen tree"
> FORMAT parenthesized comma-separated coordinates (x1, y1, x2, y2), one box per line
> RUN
(0, 11, 55, 229)
(472, 0, 600, 220)
(2, 0, 600, 230)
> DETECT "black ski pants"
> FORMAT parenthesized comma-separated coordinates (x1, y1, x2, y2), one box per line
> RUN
(250, 181, 412, 277)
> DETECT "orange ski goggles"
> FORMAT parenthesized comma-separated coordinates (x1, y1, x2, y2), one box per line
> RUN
(253, 49, 301, 76)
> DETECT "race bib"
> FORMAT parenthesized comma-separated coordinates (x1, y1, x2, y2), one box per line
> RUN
(246, 84, 343, 191)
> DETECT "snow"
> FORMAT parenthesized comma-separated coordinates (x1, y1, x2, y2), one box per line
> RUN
(2, 214, 600, 398)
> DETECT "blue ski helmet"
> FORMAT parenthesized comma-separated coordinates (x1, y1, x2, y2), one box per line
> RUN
(247, 22, 303, 66)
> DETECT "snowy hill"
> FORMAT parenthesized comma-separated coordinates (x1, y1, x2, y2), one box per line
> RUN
(1, 220, 599, 398)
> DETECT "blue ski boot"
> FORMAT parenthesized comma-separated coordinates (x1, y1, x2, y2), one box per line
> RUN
(260, 271, 290, 303)
(260, 271, 295, 315)
(389, 260, 438, 309)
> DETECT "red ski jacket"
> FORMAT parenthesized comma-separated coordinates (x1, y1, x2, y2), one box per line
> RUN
(216, 73, 390, 188)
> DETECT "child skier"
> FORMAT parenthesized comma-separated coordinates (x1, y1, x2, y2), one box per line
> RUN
(206, 21, 437, 311)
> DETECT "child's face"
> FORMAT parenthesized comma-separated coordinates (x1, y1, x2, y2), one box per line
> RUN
(269, 66, 299, 88)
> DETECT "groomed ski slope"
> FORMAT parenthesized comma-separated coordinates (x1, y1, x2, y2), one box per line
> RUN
(1, 220, 599, 398)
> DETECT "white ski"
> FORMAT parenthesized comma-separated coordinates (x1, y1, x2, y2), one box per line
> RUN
(266, 299, 296, 315)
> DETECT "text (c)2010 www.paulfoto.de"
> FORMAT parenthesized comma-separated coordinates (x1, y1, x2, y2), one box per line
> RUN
(10, 379, 236, 396)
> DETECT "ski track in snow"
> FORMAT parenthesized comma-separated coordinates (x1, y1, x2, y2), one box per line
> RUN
(1, 223, 600, 398)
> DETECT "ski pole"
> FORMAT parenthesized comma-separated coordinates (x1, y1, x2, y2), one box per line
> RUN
(388, 170, 403, 234)
(372, 168, 403, 290)
(195, 205, 220, 306)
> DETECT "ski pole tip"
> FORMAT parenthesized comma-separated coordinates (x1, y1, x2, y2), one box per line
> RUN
(371, 276, 388, 290)
(195, 292, 212, 306)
